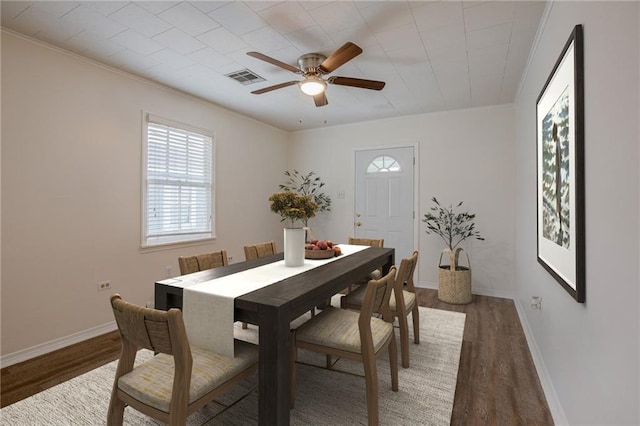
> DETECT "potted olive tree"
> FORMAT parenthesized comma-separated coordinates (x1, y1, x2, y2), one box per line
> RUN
(423, 197, 484, 304)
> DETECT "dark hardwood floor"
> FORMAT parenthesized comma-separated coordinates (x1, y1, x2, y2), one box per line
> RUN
(0, 330, 122, 408)
(415, 290, 554, 425)
(0, 288, 553, 425)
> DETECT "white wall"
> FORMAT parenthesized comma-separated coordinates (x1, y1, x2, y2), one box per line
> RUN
(289, 105, 515, 298)
(514, 2, 639, 424)
(1, 32, 289, 357)
(1, 33, 517, 362)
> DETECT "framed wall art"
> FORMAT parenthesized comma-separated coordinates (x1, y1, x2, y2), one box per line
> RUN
(536, 24, 585, 303)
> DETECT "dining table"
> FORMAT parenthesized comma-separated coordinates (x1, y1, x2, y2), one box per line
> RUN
(155, 245, 395, 425)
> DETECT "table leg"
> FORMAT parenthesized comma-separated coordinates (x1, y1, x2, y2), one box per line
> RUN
(155, 286, 169, 310)
(258, 305, 291, 425)
(383, 252, 395, 275)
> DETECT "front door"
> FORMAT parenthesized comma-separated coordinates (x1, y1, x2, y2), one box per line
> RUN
(354, 147, 415, 261)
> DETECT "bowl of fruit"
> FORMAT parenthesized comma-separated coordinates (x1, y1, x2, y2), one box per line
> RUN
(305, 240, 342, 259)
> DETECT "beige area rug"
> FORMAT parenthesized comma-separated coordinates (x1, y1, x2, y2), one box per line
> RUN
(0, 303, 465, 426)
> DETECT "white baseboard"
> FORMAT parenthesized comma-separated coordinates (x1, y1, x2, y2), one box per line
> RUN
(513, 298, 568, 426)
(417, 280, 515, 300)
(0, 321, 118, 369)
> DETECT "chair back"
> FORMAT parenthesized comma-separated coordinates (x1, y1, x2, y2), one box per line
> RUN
(395, 251, 419, 294)
(348, 237, 384, 248)
(178, 250, 229, 275)
(111, 294, 186, 356)
(244, 241, 277, 261)
(358, 266, 396, 331)
(392, 251, 419, 316)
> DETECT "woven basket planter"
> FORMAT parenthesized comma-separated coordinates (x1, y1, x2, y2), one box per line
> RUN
(437, 248, 472, 304)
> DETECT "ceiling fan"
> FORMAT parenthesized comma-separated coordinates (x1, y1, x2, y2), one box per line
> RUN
(246, 42, 385, 107)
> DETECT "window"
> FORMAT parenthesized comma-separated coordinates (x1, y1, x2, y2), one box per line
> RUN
(142, 114, 214, 247)
(366, 155, 402, 173)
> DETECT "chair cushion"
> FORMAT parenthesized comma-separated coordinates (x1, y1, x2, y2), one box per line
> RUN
(117, 339, 258, 413)
(342, 285, 366, 307)
(343, 286, 416, 313)
(367, 269, 382, 280)
(295, 307, 393, 355)
(391, 289, 416, 312)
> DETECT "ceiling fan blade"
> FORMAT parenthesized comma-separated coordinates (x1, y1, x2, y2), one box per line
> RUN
(313, 92, 328, 107)
(319, 42, 363, 73)
(247, 52, 301, 74)
(251, 81, 299, 94)
(328, 76, 386, 91)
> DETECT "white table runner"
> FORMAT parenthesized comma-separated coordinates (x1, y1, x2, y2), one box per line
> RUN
(183, 244, 369, 357)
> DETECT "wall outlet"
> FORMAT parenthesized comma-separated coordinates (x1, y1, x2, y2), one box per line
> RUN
(165, 266, 172, 278)
(145, 301, 154, 308)
(531, 296, 542, 310)
(97, 280, 111, 292)
(228, 256, 233, 262)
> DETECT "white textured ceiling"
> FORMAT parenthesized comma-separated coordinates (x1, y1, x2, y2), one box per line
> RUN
(1, 1, 545, 131)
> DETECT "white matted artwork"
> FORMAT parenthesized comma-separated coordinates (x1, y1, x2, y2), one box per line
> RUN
(536, 24, 585, 303)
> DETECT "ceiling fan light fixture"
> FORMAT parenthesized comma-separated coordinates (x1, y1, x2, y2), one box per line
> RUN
(299, 76, 326, 96)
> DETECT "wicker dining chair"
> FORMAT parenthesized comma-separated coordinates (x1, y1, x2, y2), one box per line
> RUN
(290, 267, 399, 426)
(347, 237, 385, 292)
(107, 294, 258, 426)
(178, 250, 229, 275)
(243, 241, 277, 261)
(341, 251, 420, 368)
(348, 237, 384, 248)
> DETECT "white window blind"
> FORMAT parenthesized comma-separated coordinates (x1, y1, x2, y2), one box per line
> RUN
(143, 114, 214, 247)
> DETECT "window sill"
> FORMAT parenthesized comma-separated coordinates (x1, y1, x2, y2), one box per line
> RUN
(139, 236, 216, 254)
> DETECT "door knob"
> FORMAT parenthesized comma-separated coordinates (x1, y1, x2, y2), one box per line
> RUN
(355, 221, 362, 227)
(356, 213, 361, 217)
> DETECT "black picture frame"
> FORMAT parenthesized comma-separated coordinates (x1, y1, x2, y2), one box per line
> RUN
(536, 24, 585, 303)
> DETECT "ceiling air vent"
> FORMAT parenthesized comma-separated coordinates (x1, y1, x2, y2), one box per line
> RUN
(225, 69, 265, 85)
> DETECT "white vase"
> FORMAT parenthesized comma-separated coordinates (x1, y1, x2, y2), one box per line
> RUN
(284, 228, 305, 267)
